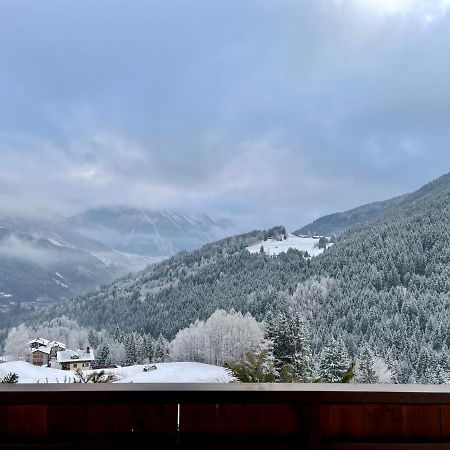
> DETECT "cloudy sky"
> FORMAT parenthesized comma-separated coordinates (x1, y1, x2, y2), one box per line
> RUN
(1, 0, 450, 231)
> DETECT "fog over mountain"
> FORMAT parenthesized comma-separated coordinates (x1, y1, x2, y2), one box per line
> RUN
(67, 207, 233, 257)
(0, 213, 155, 306)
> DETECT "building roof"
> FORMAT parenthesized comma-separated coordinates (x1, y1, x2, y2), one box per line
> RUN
(57, 349, 95, 364)
(30, 338, 50, 346)
(48, 341, 66, 349)
(32, 347, 51, 355)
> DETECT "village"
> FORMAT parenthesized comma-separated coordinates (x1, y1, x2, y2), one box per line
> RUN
(0, 335, 232, 384)
(29, 337, 96, 371)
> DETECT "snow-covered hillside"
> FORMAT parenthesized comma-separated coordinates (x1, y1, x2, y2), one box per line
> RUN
(247, 234, 331, 257)
(0, 361, 232, 384)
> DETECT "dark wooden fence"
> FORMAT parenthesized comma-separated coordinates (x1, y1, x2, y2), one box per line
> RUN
(2, 384, 450, 449)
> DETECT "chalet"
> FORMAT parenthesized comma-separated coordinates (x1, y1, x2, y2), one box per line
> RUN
(31, 347, 51, 367)
(57, 348, 95, 371)
(29, 338, 67, 366)
(30, 338, 50, 350)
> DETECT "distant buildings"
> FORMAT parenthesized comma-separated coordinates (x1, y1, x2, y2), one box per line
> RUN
(29, 337, 95, 371)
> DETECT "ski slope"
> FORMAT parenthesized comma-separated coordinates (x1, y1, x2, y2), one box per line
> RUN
(247, 233, 331, 257)
(0, 361, 232, 384)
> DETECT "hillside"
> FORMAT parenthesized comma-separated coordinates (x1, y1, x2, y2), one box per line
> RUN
(294, 194, 408, 236)
(37, 172, 450, 381)
(0, 214, 155, 307)
(67, 207, 233, 257)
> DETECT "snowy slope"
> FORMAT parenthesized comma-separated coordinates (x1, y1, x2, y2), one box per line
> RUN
(247, 234, 331, 257)
(112, 362, 232, 383)
(0, 361, 76, 383)
(0, 361, 232, 383)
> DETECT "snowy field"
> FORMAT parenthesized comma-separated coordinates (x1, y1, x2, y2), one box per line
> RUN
(247, 234, 331, 257)
(0, 361, 232, 384)
(112, 362, 232, 383)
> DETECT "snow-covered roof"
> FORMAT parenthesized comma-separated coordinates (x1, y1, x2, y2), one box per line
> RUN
(48, 341, 66, 349)
(32, 347, 51, 355)
(57, 349, 95, 364)
(30, 338, 50, 346)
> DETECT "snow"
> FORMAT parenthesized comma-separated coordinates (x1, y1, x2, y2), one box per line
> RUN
(247, 233, 332, 257)
(108, 362, 232, 383)
(0, 292, 12, 298)
(0, 361, 232, 384)
(54, 279, 69, 288)
(0, 361, 76, 383)
(47, 238, 65, 247)
(55, 272, 64, 279)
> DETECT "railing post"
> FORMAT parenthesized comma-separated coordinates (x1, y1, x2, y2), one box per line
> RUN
(308, 400, 321, 450)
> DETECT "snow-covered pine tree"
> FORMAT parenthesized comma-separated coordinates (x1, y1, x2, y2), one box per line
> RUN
(96, 344, 111, 365)
(125, 335, 137, 366)
(356, 349, 379, 384)
(88, 330, 100, 349)
(153, 335, 169, 363)
(266, 313, 314, 381)
(319, 337, 351, 383)
(386, 351, 400, 384)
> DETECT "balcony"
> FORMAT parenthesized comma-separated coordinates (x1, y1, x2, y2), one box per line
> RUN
(1, 383, 450, 449)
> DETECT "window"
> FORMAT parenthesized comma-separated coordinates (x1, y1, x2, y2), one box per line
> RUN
(73, 363, 77, 368)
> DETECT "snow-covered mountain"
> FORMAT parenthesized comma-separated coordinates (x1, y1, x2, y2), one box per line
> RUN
(66, 207, 233, 257)
(0, 214, 156, 304)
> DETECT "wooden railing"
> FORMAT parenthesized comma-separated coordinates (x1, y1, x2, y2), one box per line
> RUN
(2, 383, 450, 448)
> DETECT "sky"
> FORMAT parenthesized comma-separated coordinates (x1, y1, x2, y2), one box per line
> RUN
(1, 0, 450, 231)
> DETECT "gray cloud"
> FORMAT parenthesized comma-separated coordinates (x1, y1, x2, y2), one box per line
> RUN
(1, 0, 450, 231)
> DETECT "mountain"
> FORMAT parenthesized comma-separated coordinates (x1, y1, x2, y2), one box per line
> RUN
(66, 207, 233, 257)
(43, 171, 450, 382)
(0, 214, 155, 306)
(293, 194, 409, 236)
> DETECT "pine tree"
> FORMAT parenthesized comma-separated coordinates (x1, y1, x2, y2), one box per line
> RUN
(143, 335, 154, 363)
(153, 335, 169, 363)
(266, 313, 314, 381)
(96, 344, 111, 365)
(357, 349, 379, 383)
(88, 330, 100, 349)
(125, 335, 137, 366)
(386, 351, 400, 384)
(319, 338, 351, 383)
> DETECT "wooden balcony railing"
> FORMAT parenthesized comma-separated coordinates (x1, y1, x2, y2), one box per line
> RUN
(2, 383, 450, 449)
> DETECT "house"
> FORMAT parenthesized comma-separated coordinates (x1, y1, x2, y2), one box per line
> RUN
(57, 347, 95, 371)
(29, 338, 67, 366)
(31, 347, 51, 367)
(30, 338, 50, 350)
